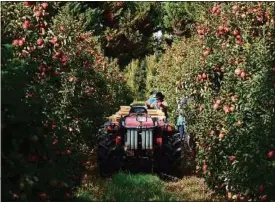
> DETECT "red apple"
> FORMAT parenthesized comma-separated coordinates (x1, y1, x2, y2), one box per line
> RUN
(41, 2, 48, 9)
(61, 55, 67, 64)
(25, 19, 31, 26)
(24, 1, 35, 7)
(12, 40, 19, 46)
(12, 193, 19, 199)
(218, 26, 224, 32)
(236, 39, 243, 45)
(53, 71, 59, 76)
(59, 25, 65, 31)
(38, 22, 45, 28)
(65, 149, 71, 156)
(52, 139, 58, 146)
(203, 164, 207, 172)
(216, 99, 221, 104)
(259, 184, 264, 192)
(49, 36, 58, 44)
(233, 28, 240, 36)
(235, 68, 241, 76)
(229, 105, 235, 112)
(22, 20, 31, 29)
(38, 192, 47, 200)
(224, 26, 230, 33)
(267, 151, 275, 159)
(52, 122, 56, 129)
(107, 12, 114, 21)
(37, 38, 44, 46)
(28, 155, 38, 162)
(64, 192, 71, 199)
(35, 11, 41, 17)
(236, 35, 241, 40)
(219, 132, 225, 140)
(197, 29, 203, 35)
(24, 1, 30, 7)
(232, 5, 239, 12)
(213, 103, 219, 110)
(231, 95, 238, 102)
(52, 52, 61, 60)
(203, 50, 210, 57)
(240, 71, 246, 79)
(260, 195, 267, 201)
(228, 155, 235, 163)
(18, 39, 25, 46)
(68, 76, 75, 82)
(235, 120, 243, 127)
(223, 105, 230, 113)
(197, 74, 202, 81)
(22, 23, 29, 29)
(211, 6, 218, 14)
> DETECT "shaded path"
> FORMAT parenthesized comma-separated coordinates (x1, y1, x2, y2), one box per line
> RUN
(74, 149, 224, 202)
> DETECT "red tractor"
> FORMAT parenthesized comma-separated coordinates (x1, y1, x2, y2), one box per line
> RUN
(97, 104, 183, 177)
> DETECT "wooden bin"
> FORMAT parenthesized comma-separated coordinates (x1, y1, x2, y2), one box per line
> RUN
(108, 105, 166, 123)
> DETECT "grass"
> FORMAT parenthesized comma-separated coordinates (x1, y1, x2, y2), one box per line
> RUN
(73, 150, 224, 202)
(103, 172, 176, 201)
(74, 172, 224, 202)
(164, 176, 222, 201)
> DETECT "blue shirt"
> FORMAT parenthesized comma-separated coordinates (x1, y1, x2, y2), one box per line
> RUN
(147, 97, 156, 105)
(176, 115, 185, 126)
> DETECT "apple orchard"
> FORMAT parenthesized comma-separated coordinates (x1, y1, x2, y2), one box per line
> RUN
(2, 2, 275, 202)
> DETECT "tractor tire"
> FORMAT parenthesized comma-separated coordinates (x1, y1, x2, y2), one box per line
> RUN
(181, 133, 197, 175)
(154, 133, 184, 178)
(97, 128, 124, 177)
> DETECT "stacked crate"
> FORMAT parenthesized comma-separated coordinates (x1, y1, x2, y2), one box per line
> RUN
(108, 105, 166, 123)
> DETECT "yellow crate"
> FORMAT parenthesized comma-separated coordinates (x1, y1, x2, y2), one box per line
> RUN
(108, 105, 166, 122)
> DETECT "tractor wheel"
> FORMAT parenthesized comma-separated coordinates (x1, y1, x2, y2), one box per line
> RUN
(181, 133, 196, 175)
(154, 133, 184, 178)
(97, 129, 124, 177)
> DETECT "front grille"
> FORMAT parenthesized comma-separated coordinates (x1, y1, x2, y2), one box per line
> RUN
(125, 130, 138, 149)
(141, 130, 153, 150)
(125, 129, 153, 150)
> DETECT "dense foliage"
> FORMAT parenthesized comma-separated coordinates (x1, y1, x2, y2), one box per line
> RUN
(2, 2, 275, 202)
(149, 2, 275, 201)
(2, 2, 131, 201)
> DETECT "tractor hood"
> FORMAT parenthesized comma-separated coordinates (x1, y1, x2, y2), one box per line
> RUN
(124, 115, 154, 127)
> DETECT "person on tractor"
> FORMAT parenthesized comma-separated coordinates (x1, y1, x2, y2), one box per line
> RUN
(145, 91, 157, 109)
(150, 92, 168, 118)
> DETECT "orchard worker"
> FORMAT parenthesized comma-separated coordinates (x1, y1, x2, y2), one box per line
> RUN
(176, 109, 186, 141)
(176, 94, 193, 140)
(145, 91, 157, 108)
(150, 92, 168, 119)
